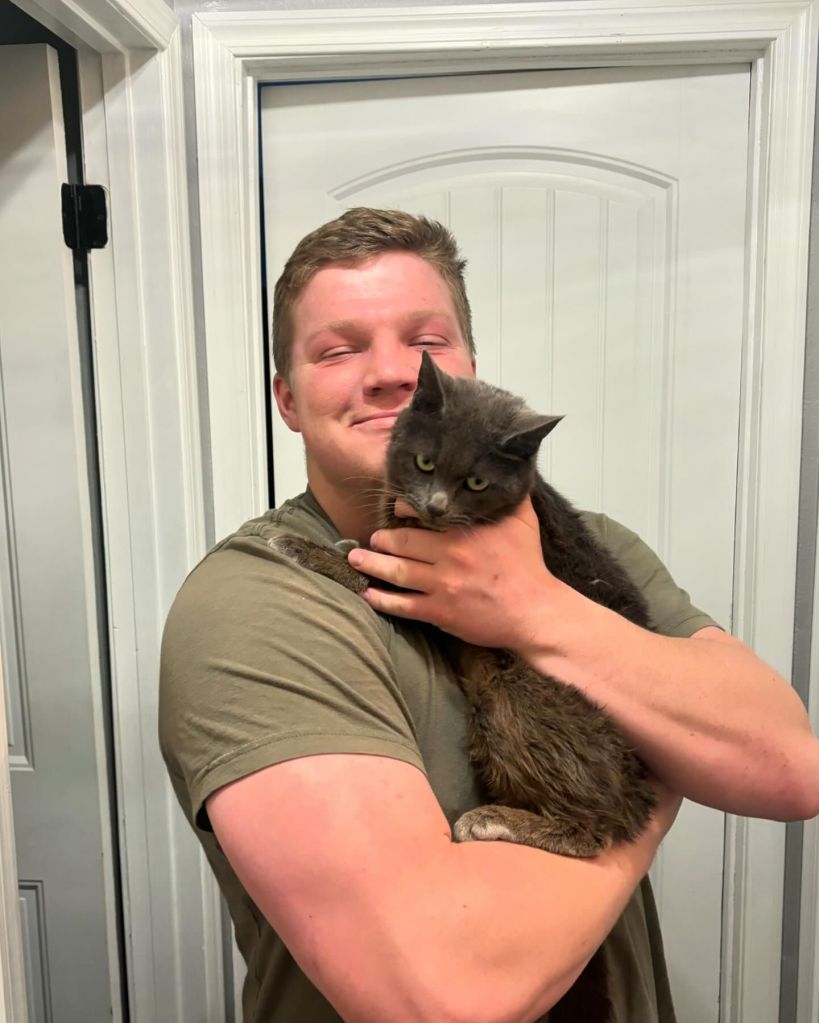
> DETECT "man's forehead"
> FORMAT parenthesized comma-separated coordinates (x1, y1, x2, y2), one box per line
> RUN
(300, 252, 447, 293)
(292, 252, 459, 330)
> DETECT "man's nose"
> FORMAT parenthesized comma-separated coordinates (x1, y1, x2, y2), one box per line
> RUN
(362, 342, 418, 395)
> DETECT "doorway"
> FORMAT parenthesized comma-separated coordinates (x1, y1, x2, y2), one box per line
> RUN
(0, 3, 126, 1020)
(259, 65, 751, 1021)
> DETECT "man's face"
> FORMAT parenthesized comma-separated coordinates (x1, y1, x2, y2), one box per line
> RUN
(273, 251, 476, 498)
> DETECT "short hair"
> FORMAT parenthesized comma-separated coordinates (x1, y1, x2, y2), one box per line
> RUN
(271, 207, 474, 381)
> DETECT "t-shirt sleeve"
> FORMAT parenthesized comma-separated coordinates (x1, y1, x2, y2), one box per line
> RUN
(583, 512, 723, 638)
(159, 534, 425, 832)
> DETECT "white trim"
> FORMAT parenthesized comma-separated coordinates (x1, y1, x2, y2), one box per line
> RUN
(0, 657, 27, 1023)
(11, 0, 175, 52)
(193, 3, 819, 1018)
(797, 508, 819, 1020)
(194, 17, 268, 539)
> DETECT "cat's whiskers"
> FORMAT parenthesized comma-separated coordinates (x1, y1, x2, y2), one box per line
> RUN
(338, 476, 403, 510)
(352, 486, 403, 510)
(351, 489, 390, 504)
(447, 518, 479, 533)
(340, 476, 397, 494)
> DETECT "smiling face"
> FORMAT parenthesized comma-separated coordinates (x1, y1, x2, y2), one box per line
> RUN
(273, 251, 476, 532)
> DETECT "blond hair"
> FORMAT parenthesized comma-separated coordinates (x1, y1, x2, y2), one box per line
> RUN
(272, 207, 474, 380)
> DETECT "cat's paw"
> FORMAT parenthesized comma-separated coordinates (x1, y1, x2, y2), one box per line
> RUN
(453, 807, 516, 843)
(269, 534, 368, 594)
(454, 804, 612, 856)
(267, 534, 315, 566)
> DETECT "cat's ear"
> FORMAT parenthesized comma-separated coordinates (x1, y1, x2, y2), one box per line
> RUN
(501, 414, 563, 460)
(411, 350, 448, 415)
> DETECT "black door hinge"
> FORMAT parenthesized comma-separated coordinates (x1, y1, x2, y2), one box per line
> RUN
(61, 184, 108, 251)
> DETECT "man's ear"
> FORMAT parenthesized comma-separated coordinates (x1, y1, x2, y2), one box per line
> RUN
(273, 373, 301, 434)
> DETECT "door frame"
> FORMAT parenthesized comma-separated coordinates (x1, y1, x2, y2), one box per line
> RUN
(799, 567, 819, 1019)
(0, 2, 215, 1023)
(192, 3, 818, 1021)
(0, 659, 26, 1023)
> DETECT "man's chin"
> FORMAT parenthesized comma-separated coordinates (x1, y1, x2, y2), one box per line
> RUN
(337, 460, 387, 491)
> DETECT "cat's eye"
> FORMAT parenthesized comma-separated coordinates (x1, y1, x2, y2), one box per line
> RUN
(465, 476, 489, 492)
(415, 454, 436, 472)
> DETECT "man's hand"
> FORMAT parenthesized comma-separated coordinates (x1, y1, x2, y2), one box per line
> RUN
(347, 497, 560, 650)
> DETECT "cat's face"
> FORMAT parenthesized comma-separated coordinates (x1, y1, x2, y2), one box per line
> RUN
(386, 353, 561, 527)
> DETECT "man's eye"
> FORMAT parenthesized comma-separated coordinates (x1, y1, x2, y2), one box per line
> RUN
(415, 454, 436, 472)
(319, 347, 355, 361)
(412, 336, 447, 347)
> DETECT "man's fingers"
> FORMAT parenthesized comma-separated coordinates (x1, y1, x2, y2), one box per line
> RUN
(367, 527, 442, 564)
(360, 587, 429, 621)
(393, 499, 418, 519)
(348, 546, 435, 591)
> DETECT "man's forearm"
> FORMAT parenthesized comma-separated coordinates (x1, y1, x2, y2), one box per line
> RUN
(514, 581, 819, 821)
(310, 796, 676, 1023)
(213, 754, 677, 1023)
(430, 813, 668, 1023)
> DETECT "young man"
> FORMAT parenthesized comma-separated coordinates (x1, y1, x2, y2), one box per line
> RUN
(160, 208, 819, 1023)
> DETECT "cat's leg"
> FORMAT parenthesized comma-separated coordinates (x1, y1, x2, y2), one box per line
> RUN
(268, 535, 368, 594)
(454, 804, 611, 858)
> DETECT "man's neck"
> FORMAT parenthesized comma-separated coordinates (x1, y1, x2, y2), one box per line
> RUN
(308, 474, 381, 546)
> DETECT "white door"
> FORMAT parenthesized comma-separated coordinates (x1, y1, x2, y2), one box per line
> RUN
(260, 65, 749, 1023)
(0, 44, 121, 1022)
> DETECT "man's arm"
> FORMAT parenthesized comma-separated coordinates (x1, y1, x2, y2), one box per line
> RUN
(521, 613, 819, 820)
(348, 501, 819, 822)
(208, 753, 679, 1023)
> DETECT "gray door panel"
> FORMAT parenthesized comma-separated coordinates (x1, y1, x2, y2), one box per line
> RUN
(0, 41, 121, 1023)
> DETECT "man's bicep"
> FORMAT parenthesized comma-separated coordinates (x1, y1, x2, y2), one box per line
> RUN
(160, 545, 424, 830)
(207, 753, 454, 1020)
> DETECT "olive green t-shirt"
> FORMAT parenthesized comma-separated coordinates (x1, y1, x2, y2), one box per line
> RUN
(159, 490, 718, 1023)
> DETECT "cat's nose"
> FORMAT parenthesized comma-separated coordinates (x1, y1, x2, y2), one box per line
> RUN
(426, 492, 449, 517)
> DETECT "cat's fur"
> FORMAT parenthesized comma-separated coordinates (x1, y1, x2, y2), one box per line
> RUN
(273, 351, 658, 1022)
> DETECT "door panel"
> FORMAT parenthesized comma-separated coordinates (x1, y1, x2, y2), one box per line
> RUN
(260, 65, 750, 1022)
(0, 43, 119, 1023)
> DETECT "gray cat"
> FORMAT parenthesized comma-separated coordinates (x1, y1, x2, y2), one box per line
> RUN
(275, 351, 656, 856)
(273, 351, 659, 1021)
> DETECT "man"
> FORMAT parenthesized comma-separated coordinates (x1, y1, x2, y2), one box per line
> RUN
(160, 208, 819, 1023)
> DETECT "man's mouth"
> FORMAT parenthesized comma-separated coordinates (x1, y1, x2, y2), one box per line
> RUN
(353, 411, 403, 427)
